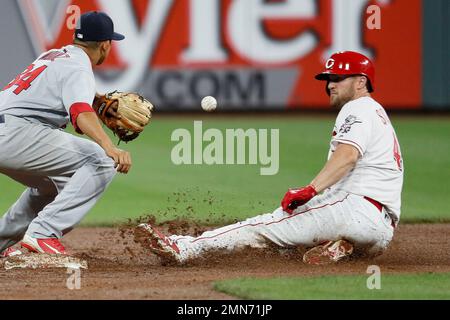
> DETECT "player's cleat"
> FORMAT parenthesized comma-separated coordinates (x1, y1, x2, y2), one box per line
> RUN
(134, 223, 184, 264)
(303, 239, 354, 265)
(0, 247, 23, 258)
(20, 234, 67, 255)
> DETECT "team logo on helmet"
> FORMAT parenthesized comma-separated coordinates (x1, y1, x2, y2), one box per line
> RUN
(325, 58, 335, 69)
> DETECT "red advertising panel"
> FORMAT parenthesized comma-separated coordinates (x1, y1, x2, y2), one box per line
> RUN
(18, 0, 422, 109)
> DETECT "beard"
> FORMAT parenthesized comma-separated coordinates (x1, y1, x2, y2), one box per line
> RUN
(330, 89, 354, 109)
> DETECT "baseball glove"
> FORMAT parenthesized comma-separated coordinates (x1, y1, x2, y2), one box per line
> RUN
(93, 91, 154, 143)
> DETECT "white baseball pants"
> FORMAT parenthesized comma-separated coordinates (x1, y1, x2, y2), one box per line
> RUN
(170, 190, 395, 261)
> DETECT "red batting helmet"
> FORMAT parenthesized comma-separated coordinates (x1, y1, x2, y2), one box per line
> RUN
(315, 51, 375, 92)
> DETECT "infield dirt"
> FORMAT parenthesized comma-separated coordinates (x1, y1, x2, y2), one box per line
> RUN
(0, 223, 449, 299)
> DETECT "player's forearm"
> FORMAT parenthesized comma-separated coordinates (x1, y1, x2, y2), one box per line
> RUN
(76, 112, 115, 151)
(311, 159, 354, 193)
(310, 144, 359, 193)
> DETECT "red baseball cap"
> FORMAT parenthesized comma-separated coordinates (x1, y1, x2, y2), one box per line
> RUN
(315, 51, 375, 92)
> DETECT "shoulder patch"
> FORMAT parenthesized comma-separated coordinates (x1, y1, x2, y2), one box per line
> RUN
(339, 115, 362, 134)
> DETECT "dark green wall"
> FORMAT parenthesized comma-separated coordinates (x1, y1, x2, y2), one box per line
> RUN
(423, 0, 450, 109)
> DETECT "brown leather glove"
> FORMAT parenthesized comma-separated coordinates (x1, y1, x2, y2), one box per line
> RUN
(93, 91, 154, 143)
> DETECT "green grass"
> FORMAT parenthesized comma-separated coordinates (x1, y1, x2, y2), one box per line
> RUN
(0, 115, 449, 225)
(214, 273, 450, 299)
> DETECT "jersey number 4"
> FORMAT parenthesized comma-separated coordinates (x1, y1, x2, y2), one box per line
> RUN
(2, 64, 47, 95)
(393, 133, 403, 171)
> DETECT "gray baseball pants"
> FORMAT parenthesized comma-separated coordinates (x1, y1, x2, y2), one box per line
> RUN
(0, 114, 116, 252)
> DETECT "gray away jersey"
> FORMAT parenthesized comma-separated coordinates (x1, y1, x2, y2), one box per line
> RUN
(0, 45, 95, 129)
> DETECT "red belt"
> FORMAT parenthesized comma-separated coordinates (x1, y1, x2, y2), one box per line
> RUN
(364, 196, 383, 212)
(364, 196, 396, 228)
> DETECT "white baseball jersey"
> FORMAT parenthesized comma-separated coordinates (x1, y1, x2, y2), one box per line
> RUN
(328, 96, 404, 223)
(0, 45, 95, 128)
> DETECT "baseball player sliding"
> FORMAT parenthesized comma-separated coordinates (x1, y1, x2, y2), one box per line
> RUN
(136, 51, 404, 265)
(0, 12, 130, 257)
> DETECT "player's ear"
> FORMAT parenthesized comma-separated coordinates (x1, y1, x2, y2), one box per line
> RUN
(358, 76, 368, 90)
(99, 40, 110, 51)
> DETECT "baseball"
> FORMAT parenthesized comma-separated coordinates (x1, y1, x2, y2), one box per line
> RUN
(201, 96, 217, 112)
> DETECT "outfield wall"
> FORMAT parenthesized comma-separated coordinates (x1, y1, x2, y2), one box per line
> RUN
(0, 0, 448, 110)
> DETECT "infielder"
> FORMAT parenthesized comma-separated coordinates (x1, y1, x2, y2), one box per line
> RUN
(137, 51, 404, 265)
(0, 11, 130, 257)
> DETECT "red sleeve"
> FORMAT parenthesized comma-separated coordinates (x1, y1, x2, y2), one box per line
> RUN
(70, 102, 95, 134)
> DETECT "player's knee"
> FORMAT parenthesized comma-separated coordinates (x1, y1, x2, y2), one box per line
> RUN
(368, 238, 392, 256)
(99, 157, 117, 178)
(84, 145, 117, 179)
(99, 155, 116, 169)
(89, 157, 117, 187)
(353, 237, 391, 257)
(86, 145, 114, 167)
